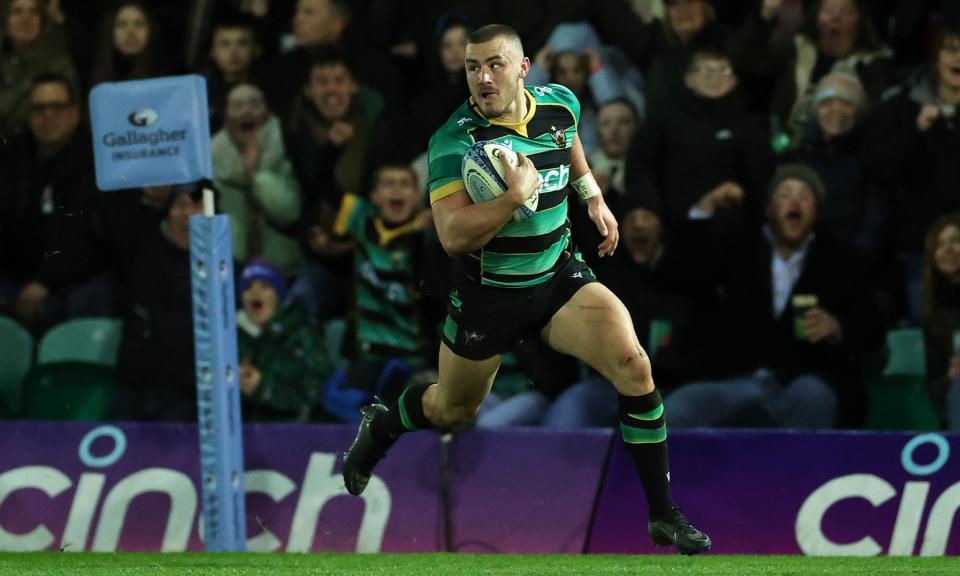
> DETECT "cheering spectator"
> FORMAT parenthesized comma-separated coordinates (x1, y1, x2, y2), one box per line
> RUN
(0, 0, 77, 137)
(89, 0, 178, 86)
(736, 0, 893, 136)
(212, 82, 303, 277)
(0, 74, 110, 333)
(864, 25, 960, 322)
(922, 214, 960, 431)
(787, 71, 885, 261)
(664, 165, 884, 428)
(237, 258, 333, 422)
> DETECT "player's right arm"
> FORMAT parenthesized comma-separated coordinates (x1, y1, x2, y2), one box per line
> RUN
(431, 152, 540, 257)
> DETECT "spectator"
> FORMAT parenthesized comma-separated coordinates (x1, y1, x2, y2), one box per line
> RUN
(922, 214, 960, 431)
(0, 0, 77, 137)
(864, 25, 960, 322)
(111, 185, 202, 422)
(284, 49, 390, 321)
(411, 14, 471, 152)
(664, 164, 884, 428)
(264, 0, 402, 119)
(572, 97, 641, 272)
(212, 82, 303, 277)
(237, 258, 333, 422)
(736, 0, 893, 136)
(787, 71, 885, 261)
(627, 50, 773, 252)
(202, 14, 264, 132)
(0, 73, 110, 333)
(89, 0, 179, 86)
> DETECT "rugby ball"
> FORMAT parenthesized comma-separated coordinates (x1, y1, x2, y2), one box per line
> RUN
(461, 141, 539, 222)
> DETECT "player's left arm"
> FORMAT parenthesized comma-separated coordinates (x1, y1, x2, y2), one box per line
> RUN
(570, 134, 618, 257)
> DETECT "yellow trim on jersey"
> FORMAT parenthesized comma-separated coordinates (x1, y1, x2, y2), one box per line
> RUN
(470, 90, 537, 137)
(333, 193, 358, 236)
(430, 179, 464, 204)
(374, 218, 420, 248)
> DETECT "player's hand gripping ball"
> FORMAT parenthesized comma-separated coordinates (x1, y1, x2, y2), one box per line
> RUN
(461, 141, 539, 222)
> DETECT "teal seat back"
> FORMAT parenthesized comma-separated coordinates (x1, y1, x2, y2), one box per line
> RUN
(883, 328, 926, 377)
(0, 316, 33, 416)
(38, 318, 123, 367)
(20, 362, 116, 421)
(322, 318, 349, 370)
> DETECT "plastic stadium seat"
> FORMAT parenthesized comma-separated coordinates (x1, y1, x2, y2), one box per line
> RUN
(37, 318, 123, 367)
(20, 362, 116, 421)
(883, 328, 926, 377)
(0, 316, 33, 417)
(866, 329, 939, 431)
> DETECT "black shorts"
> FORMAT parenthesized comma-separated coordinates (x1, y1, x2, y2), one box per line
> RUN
(441, 251, 597, 360)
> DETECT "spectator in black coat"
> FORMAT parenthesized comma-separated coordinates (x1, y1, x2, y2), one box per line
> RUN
(864, 25, 960, 321)
(201, 13, 265, 133)
(0, 73, 110, 333)
(110, 185, 203, 422)
(664, 164, 885, 428)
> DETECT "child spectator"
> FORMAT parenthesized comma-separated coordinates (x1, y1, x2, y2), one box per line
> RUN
(212, 82, 303, 277)
(922, 214, 960, 431)
(237, 259, 333, 422)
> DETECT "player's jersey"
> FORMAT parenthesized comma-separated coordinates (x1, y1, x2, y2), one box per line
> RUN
(427, 84, 580, 289)
(333, 194, 423, 364)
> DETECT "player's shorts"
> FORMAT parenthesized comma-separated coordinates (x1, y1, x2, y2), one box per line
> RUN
(441, 249, 597, 361)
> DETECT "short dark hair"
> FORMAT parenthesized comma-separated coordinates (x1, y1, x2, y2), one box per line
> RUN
(211, 12, 258, 38)
(373, 163, 417, 187)
(598, 97, 640, 123)
(30, 72, 78, 104)
(686, 49, 732, 73)
(467, 24, 523, 54)
(305, 45, 355, 80)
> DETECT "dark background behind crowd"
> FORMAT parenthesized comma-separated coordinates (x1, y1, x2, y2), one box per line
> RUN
(0, 0, 959, 432)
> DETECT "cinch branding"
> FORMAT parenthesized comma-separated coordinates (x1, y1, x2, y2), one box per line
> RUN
(537, 164, 570, 193)
(794, 433, 956, 556)
(0, 427, 391, 553)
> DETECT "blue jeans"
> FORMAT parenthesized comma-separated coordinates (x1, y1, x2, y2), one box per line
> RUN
(541, 376, 619, 429)
(664, 371, 838, 429)
(476, 391, 550, 427)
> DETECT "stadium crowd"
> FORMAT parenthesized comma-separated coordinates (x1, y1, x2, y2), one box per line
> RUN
(0, 0, 959, 431)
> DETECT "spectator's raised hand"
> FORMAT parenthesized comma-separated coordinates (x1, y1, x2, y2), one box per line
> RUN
(801, 307, 843, 344)
(329, 121, 355, 146)
(412, 208, 434, 232)
(694, 181, 745, 215)
(15, 282, 49, 325)
(534, 45, 555, 72)
(584, 48, 603, 74)
(241, 131, 263, 178)
(917, 105, 941, 132)
(239, 360, 262, 396)
(308, 225, 354, 256)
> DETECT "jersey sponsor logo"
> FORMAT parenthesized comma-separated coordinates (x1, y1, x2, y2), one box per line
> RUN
(532, 86, 554, 96)
(537, 163, 570, 193)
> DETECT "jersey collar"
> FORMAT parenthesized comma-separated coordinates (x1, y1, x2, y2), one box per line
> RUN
(470, 89, 536, 137)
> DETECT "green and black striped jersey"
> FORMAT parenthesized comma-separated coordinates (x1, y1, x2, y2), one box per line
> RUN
(427, 84, 580, 289)
(333, 194, 423, 365)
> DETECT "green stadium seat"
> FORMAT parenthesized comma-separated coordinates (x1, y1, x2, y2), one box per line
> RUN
(0, 316, 33, 417)
(866, 329, 940, 431)
(883, 328, 926, 377)
(37, 318, 123, 367)
(20, 362, 116, 421)
(323, 318, 349, 370)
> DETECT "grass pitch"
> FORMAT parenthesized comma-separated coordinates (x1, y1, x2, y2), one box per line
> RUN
(0, 553, 953, 575)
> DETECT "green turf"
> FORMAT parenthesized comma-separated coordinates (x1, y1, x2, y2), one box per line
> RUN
(0, 553, 954, 576)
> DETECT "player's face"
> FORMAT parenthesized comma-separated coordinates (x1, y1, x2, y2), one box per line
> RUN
(622, 208, 662, 265)
(211, 28, 258, 76)
(465, 37, 529, 120)
(27, 82, 79, 146)
(816, 97, 856, 139)
(242, 280, 279, 327)
(305, 63, 357, 121)
(597, 101, 637, 159)
(934, 224, 960, 279)
(371, 168, 420, 224)
(768, 179, 817, 248)
(5, 0, 43, 46)
(113, 4, 150, 57)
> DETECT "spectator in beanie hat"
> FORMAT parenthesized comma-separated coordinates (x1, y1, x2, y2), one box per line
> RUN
(236, 257, 334, 422)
